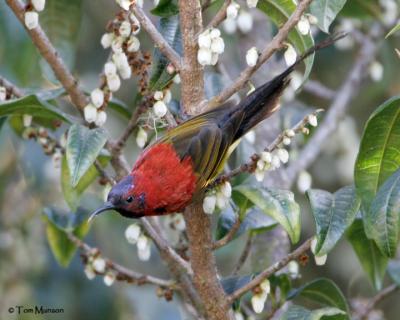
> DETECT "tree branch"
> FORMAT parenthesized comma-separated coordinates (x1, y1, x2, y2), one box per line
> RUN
(212, 217, 241, 250)
(228, 238, 312, 302)
(131, 4, 181, 71)
(303, 80, 336, 100)
(202, 0, 231, 32)
(6, 0, 88, 110)
(0, 75, 24, 98)
(231, 235, 253, 275)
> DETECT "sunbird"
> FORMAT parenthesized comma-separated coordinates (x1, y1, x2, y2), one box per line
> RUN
(89, 35, 344, 220)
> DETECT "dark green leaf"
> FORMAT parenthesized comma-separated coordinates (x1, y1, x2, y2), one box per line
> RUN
(365, 169, 400, 258)
(108, 98, 131, 119)
(347, 219, 388, 290)
(43, 207, 89, 267)
(220, 275, 253, 295)
(234, 185, 301, 243)
(288, 278, 349, 316)
(282, 305, 345, 320)
(257, 0, 315, 83)
(151, 0, 179, 17)
(340, 0, 381, 19)
(269, 274, 292, 301)
(355, 96, 400, 211)
(310, 0, 347, 33)
(66, 124, 108, 187)
(388, 260, 400, 286)
(149, 15, 182, 90)
(307, 186, 360, 256)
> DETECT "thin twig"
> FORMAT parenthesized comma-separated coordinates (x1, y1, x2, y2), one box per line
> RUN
(6, 0, 88, 110)
(228, 238, 313, 303)
(212, 217, 241, 250)
(303, 80, 336, 100)
(359, 284, 399, 320)
(231, 235, 253, 276)
(202, 0, 231, 33)
(0, 75, 24, 98)
(131, 5, 181, 71)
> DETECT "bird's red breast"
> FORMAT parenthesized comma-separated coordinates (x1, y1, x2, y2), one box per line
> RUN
(130, 143, 197, 215)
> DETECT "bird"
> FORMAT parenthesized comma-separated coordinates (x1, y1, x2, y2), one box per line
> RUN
(89, 34, 345, 221)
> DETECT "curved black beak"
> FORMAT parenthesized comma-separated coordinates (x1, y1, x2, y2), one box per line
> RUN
(88, 202, 116, 222)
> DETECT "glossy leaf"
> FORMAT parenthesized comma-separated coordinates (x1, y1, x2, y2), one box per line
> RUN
(149, 15, 182, 90)
(257, 0, 315, 83)
(66, 124, 108, 187)
(282, 305, 345, 320)
(388, 260, 400, 286)
(151, 0, 179, 17)
(307, 186, 360, 256)
(310, 0, 347, 33)
(61, 153, 111, 210)
(43, 207, 89, 267)
(234, 186, 300, 243)
(288, 278, 349, 316)
(347, 219, 388, 290)
(364, 169, 400, 258)
(355, 96, 400, 211)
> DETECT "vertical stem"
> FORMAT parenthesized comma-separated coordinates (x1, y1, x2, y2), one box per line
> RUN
(179, 1, 231, 319)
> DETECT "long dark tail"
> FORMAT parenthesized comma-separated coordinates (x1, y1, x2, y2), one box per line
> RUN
(231, 32, 347, 139)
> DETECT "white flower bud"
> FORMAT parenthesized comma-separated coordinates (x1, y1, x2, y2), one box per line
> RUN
(25, 11, 39, 30)
(90, 88, 105, 108)
(106, 74, 121, 92)
(234, 311, 245, 320)
(137, 234, 149, 251)
(211, 37, 225, 54)
(315, 254, 328, 266)
(84, 104, 98, 123)
(153, 91, 164, 101)
(210, 53, 219, 66)
(271, 154, 281, 169)
(0, 87, 6, 101)
(227, 2, 240, 19)
(307, 14, 318, 25)
(163, 89, 172, 104)
(173, 74, 181, 84)
(286, 129, 295, 137)
(84, 265, 96, 280)
(308, 114, 318, 127)
(32, 0, 46, 12)
(166, 64, 175, 74)
(369, 61, 384, 82)
(246, 47, 260, 69)
(95, 111, 107, 127)
(216, 192, 228, 209)
(244, 130, 255, 144)
(101, 33, 114, 49)
(283, 137, 291, 145)
(136, 127, 147, 148)
(104, 61, 117, 77)
(111, 36, 124, 52)
(119, 64, 132, 80)
(23, 114, 33, 127)
(257, 159, 265, 170)
(210, 28, 221, 39)
(93, 257, 106, 273)
(117, 0, 132, 10)
(138, 244, 151, 261)
(247, 0, 258, 8)
(297, 170, 312, 193)
(103, 272, 116, 286)
(223, 18, 237, 34)
(284, 44, 297, 67)
(237, 11, 253, 33)
(261, 151, 272, 163)
(153, 100, 168, 118)
(125, 224, 141, 244)
(288, 260, 299, 277)
(260, 279, 270, 294)
(255, 169, 265, 182)
(220, 181, 232, 198)
(203, 195, 216, 214)
(127, 35, 140, 52)
(297, 16, 310, 35)
(198, 31, 212, 48)
(113, 52, 129, 70)
(197, 48, 212, 66)
(119, 20, 132, 38)
(251, 292, 267, 314)
(276, 148, 289, 164)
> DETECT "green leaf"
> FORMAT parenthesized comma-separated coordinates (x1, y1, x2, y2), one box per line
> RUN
(388, 260, 400, 286)
(234, 186, 301, 243)
(364, 169, 400, 258)
(347, 219, 388, 290)
(257, 0, 315, 83)
(0, 89, 72, 122)
(269, 274, 292, 301)
(282, 305, 345, 320)
(307, 186, 360, 256)
(355, 96, 400, 211)
(310, 0, 347, 33)
(340, 0, 381, 19)
(288, 278, 349, 316)
(220, 275, 253, 295)
(108, 98, 131, 120)
(386, 23, 400, 38)
(66, 124, 108, 187)
(43, 207, 89, 267)
(149, 15, 182, 90)
(61, 153, 111, 210)
(151, 0, 179, 17)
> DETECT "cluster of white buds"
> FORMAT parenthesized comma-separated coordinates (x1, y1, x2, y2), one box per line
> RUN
(311, 237, 327, 266)
(125, 223, 152, 261)
(284, 43, 297, 67)
(246, 0, 259, 8)
(136, 126, 148, 148)
(246, 47, 259, 67)
(251, 279, 270, 314)
(197, 28, 225, 66)
(24, 0, 46, 30)
(83, 252, 117, 286)
(254, 148, 289, 182)
(0, 86, 7, 101)
(152, 89, 172, 118)
(83, 88, 107, 126)
(223, 9, 253, 34)
(202, 181, 232, 214)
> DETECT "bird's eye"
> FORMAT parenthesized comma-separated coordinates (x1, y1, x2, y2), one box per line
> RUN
(126, 196, 133, 203)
